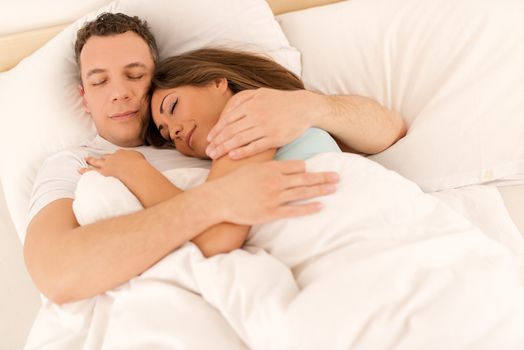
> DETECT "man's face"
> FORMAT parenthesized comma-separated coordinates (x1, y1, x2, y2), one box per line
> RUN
(79, 31, 154, 147)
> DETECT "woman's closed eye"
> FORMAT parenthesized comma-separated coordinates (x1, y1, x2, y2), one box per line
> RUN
(169, 98, 178, 115)
(159, 94, 178, 115)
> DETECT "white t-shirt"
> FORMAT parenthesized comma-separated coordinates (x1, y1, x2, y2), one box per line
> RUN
(27, 135, 210, 226)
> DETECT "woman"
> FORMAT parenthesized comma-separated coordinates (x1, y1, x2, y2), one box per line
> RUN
(83, 48, 341, 257)
(145, 48, 340, 161)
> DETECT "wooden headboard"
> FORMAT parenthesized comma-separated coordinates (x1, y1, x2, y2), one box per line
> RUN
(0, 0, 341, 73)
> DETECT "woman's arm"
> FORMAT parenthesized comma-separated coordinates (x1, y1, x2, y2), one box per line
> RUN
(84, 148, 276, 257)
(83, 150, 182, 207)
(192, 149, 275, 257)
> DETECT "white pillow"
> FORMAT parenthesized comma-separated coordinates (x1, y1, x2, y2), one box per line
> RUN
(277, 0, 524, 192)
(0, 0, 301, 240)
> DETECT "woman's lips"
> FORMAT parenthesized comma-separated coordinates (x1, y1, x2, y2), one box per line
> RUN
(110, 110, 138, 121)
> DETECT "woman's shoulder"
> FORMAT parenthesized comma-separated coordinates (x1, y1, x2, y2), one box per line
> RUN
(275, 128, 341, 161)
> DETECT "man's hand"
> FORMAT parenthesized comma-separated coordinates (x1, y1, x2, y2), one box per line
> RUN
(206, 88, 316, 160)
(205, 88, 407, 160)
(206, 159, 339, 225)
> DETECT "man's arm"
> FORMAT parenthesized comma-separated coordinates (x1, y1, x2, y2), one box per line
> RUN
(24, 189, 218, 304)
(205, 88, 407, 160)
(25, 160, 339, 304)
(191, 149, 276, 257)
(312, 93, 407, 154)
(83, 149, 276, 257)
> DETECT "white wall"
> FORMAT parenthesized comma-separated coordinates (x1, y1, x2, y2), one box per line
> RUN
(0, 0, 114, 35)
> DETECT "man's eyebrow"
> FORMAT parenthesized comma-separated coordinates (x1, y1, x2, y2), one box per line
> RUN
(85, 63, 147, 79)
(125, 62, 148, 69)
(86, 68, 106, 78)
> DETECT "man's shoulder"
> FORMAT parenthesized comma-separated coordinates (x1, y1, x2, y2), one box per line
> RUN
(41, 135, 113, 167)
(41, 146, 89, 168)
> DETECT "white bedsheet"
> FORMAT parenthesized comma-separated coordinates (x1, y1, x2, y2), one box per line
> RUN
(24, 153, 524, 350)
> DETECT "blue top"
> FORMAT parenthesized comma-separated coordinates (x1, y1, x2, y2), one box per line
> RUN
(274, 128, 341, 161)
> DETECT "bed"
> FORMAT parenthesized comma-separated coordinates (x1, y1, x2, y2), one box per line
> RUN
(1, 0, 523, 349)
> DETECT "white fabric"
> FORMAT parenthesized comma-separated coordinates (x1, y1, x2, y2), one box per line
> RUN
(25, 153, 524, 349)
(26, 135, 209, 240)
(430, 185, 524, 262)
(277, 0, 524, 191)
(0, 0, 301, 241)
(25, 246, 249, 350)
(73, 167, 209, 226)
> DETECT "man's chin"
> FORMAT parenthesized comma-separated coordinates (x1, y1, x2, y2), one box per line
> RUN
(111, 132, 144, 148)
(120, 138, 144, 148)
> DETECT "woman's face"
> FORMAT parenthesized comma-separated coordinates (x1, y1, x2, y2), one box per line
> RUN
(151, 78, 232, 159)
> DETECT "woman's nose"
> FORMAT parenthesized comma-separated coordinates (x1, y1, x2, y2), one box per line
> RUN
(169, 124, 183, 141)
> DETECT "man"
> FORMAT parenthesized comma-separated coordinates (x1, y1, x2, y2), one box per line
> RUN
(24, 12, 405, 305)
(24, 13, 339, 305)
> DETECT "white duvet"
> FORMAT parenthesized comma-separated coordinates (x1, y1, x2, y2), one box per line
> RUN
(25, 153, 524, 350)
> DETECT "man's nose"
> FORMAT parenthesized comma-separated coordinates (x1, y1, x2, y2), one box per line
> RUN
(111, 79, 131, 102)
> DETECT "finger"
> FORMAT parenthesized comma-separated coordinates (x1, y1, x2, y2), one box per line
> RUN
(283, 171, 340, 189)
(208, 115, 259, 148)
(208, 109, 247, 143)
(227, 137, 273, 160)
(207, 91, 256, 142)
(85, 156, 104, 167)
(274, 202, 323, 219)
(78, 167, 94, 174)
(207, 128, 266, 159)
(207, 110, 246, 144)
(221, 89, 257, 116)
(279, 183, 337, 203)
(272, 159, 306, 174)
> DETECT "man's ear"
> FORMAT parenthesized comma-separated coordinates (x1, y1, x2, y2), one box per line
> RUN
(77, 84, 90, 114)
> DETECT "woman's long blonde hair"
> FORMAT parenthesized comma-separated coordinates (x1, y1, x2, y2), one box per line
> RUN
(145, 48, 304, 147)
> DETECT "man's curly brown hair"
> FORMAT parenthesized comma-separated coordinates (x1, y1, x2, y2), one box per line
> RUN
(74, 12, 158, 75)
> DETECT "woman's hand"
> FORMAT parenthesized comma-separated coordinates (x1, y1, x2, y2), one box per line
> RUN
(80, 149, 182, 207)
(80, 149, 147, 181)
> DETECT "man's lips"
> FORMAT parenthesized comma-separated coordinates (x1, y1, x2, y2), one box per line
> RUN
(109, 110, 138, 121)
